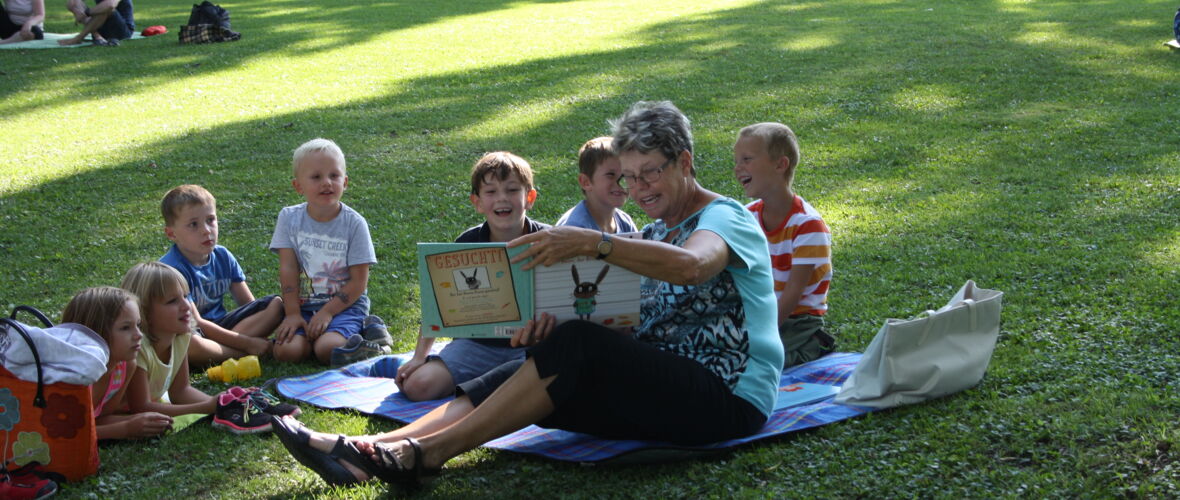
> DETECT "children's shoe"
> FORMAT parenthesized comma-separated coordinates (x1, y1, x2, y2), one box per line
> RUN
(362, 314, 393, 347)
(212, 390, 273, 434)
(330, 335, 391, 368)
(227, 386, 301, 418)
(0, 473, 56, 500)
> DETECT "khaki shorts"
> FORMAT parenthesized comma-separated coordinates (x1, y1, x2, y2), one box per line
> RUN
(779, 314, 836, 367)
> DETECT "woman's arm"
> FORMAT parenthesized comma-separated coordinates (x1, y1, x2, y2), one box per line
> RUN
(509, 225, 731, 286)
(22, 0, 45, 33)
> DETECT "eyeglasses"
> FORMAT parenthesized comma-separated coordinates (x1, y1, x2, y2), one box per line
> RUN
(618, 157, 674, 191)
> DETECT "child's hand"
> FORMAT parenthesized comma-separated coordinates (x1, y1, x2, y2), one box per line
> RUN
(306, 310, 334, 340)
(511, 313, 556, 347)
(395, 357, 426, 388)
(275, 314, 306, 344)
(128, 412, 173, 438)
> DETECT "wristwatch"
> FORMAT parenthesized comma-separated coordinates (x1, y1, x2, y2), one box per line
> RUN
(595, 232, 613, 260)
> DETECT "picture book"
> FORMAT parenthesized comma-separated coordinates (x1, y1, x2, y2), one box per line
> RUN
(774, 382, 841, 410)
(418, 241, 641, 338)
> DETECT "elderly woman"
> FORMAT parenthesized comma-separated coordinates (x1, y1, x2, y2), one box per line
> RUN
(274, 101, 784, 487)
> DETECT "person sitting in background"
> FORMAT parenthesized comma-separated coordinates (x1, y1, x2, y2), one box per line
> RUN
(59, 0, 133, 46)
(0, 0, 44, 44)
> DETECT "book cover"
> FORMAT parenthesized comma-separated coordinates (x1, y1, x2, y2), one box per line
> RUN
(418, 241, 641, 338)
(418, 243, 533, 338)
(774, 382, 841, 410)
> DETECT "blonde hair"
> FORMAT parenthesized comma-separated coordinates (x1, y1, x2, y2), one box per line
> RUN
(120, 262, 192, 342)
(61, 286, 138, 343)
(738, 122, 801, 188)
(160, 184, 216, 227)
(470, 151, 535, 195)
(292, 138, 346, 176)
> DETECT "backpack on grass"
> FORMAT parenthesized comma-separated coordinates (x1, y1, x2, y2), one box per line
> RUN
(180, 1, 241, 44)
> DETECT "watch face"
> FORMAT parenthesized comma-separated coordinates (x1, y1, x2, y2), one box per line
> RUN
(597, 239, 612, 256)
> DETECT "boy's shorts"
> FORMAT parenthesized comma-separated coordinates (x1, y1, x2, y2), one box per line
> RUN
(430, 338, 525, 386)
(780, 314, 836, 368)
(215, 295, 278, 330)
(294, 296, 368, 339)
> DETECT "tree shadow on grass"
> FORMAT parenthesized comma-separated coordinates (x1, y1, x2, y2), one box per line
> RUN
(0, 0, 574, 115)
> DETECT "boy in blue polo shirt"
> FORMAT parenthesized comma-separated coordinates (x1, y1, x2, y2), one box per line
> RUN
(159, 184, 283, 366)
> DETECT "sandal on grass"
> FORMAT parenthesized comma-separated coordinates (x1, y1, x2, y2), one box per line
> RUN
(271, 417, 376, 486)
(371, 438, 441, 488)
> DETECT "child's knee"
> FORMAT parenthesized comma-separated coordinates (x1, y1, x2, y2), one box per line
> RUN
(265, 297, 284, 316)
(312, 332, 347, 363)
(401, 364, 454, 401)
(274, 338, 309, 362)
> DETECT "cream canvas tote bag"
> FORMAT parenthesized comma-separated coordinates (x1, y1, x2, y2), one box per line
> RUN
(835, 280, 1003, 408)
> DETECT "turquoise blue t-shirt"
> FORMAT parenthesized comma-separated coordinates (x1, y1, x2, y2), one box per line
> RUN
(160, 244, 245, 322)
(636, 197, 784, 416)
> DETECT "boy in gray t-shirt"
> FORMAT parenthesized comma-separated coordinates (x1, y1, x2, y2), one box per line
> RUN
(269, 138, 377, 364)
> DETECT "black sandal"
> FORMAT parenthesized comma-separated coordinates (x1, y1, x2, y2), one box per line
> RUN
(371, 438, 441, 488)
(271, 417, 378, 486)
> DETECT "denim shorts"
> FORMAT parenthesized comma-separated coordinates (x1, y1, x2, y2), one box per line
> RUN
(215, 295, 277, 330)
(295, 296, 368, 339)
(432, 338, 525, 386)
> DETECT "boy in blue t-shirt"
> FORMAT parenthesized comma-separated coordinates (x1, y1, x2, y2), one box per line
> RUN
(159, 184, 284, 366)
(555, 136, 638, 234)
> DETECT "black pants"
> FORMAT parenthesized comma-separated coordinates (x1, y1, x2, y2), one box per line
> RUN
(457, 321, 766, 446)
(95, 0, 135, 40)
(1, 9, 43, 40)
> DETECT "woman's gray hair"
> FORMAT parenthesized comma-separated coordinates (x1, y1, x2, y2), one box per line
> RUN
(292, 138, 346, 176)
(609, 101, 693, 164)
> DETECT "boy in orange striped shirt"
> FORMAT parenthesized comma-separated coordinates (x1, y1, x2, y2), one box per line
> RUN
(734, 122, 835, 366)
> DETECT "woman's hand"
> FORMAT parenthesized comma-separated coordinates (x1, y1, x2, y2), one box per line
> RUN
(508, 226, 597, 270)
(511, 313, 556, 347)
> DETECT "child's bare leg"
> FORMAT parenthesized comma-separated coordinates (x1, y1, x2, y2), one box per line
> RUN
(231, 298, 284, 338)
(273, 335, 311, 362)
(312, 331, 348, 364)
(399, 360, 456, 401)
(188, 335, 246, 367)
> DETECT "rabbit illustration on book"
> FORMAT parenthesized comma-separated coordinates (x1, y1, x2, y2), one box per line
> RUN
(571, 264, 609, 320)
(459, 268, 482, 290)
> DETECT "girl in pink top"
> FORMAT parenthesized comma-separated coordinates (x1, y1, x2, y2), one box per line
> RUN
(62, 287, 173, 440)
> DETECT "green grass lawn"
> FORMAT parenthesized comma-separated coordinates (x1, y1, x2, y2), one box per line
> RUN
(2, 0, 1179, 497)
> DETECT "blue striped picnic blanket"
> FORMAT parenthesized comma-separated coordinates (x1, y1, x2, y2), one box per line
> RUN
(275, 349, 875, 463)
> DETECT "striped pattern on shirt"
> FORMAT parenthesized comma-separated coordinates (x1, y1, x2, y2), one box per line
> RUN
(746, 195, 832, 316)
